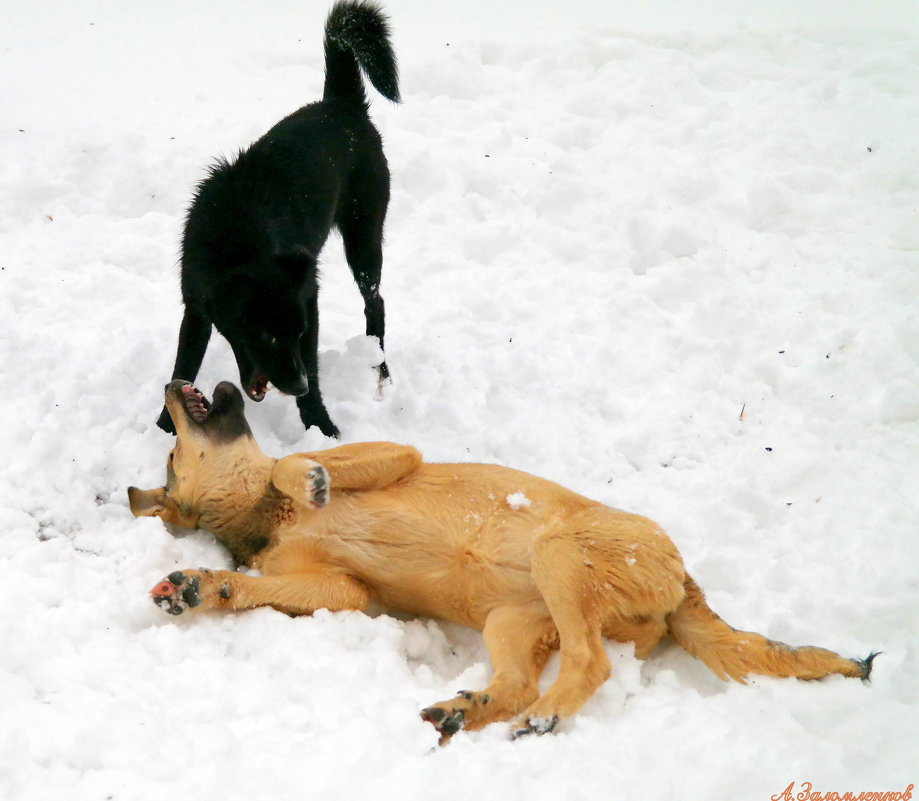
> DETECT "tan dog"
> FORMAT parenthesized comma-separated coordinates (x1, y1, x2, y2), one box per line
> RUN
(130, 380, 875, 743)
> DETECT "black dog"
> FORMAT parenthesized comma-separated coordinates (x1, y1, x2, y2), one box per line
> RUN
(157, 1, 400, 437)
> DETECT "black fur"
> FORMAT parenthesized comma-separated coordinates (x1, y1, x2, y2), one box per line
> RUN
(858, 650, 882, 682)
(157, 1, 400, 437)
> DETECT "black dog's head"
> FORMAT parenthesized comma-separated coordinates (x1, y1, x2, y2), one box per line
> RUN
(207, 249, 317, 402)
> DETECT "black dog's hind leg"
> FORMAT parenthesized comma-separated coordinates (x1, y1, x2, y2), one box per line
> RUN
(156, 308, 212, 434)
(340, 213, 389, 385)
(296, 293, 340, 438)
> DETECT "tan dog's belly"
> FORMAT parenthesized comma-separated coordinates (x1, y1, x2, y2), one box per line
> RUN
(270, 463, 686, 630)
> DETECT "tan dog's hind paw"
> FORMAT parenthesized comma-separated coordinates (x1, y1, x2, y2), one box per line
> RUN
(150, 569, 233, 615)
(510, 714, 559, 739)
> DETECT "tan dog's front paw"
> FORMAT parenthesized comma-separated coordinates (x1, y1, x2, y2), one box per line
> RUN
(271, 455, 330, 509)
(150, 569, 233, 615)
(304, 464, 329, 508)
(420, 690, 494, 745)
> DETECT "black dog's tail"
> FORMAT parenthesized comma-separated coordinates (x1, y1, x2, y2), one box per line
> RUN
(323, 0, 400, 104)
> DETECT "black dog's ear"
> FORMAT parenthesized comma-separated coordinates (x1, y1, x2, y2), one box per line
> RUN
(275, 245, 315, 274)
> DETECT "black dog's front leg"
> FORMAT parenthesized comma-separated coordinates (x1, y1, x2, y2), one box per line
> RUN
(340, 214, 389, 386)
(358, 277, 389, 384)
(156, 307, 212, 433)
(295, 294, 339, 438)
(296, 392, 340, 438)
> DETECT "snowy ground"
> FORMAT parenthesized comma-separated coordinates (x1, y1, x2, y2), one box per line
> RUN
(1, 2, 917, 799)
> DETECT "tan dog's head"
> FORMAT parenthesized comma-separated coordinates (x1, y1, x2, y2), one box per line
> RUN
(128, 380, 267, 529)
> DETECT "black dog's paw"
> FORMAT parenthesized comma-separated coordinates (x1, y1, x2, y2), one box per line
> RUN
(156, 406, 177, 435)
(374, 362, 392, 401)
(301, 417, 341, 439)
(317, 420, 341, 439)
(296, 395, 341, 439)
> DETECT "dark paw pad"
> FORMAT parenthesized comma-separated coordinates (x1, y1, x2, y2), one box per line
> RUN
(511, 715, 559, 740)
(420, 706, 465, 737)
(150, 573, 201, 615)
(307, 465, 330, 508)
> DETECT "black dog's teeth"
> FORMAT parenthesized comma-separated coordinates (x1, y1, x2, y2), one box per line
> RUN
(248, 378, 269, 401)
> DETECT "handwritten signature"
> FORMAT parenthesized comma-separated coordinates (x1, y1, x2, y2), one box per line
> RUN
(772, 781, 914, 801)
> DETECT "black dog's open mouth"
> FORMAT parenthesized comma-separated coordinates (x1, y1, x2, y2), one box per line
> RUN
(247, 374, 270, 402)
(181, 384, 212, 422)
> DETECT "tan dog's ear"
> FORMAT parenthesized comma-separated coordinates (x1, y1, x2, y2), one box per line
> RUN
(271, 455, 330, 509)
(128, 486, 167, 517)
(128, 487, 200, 529)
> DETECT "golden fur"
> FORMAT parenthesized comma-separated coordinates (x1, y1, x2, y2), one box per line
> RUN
(131, 381, 872, 742)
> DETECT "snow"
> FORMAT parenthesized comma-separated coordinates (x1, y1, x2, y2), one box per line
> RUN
(1, 1, 917, 799)
(506, 492, 532, 510)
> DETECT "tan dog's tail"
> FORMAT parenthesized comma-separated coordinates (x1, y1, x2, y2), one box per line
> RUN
(665, 575, 877, 683)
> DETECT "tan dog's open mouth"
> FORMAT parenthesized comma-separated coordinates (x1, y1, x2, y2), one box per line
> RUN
(165, 380, 251, 440)
(181, 384, 212, 422)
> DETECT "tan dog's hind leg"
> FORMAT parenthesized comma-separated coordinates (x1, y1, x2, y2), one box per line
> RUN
(509, 532, 614, 737)
(602, 616, 668, 659)
(420, 602, 559, 744)
(149, 566, 370, 617)
(509, 510, 685, 738)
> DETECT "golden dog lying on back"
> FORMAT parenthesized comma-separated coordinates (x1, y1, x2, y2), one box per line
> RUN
(130, 380, 874, 742)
